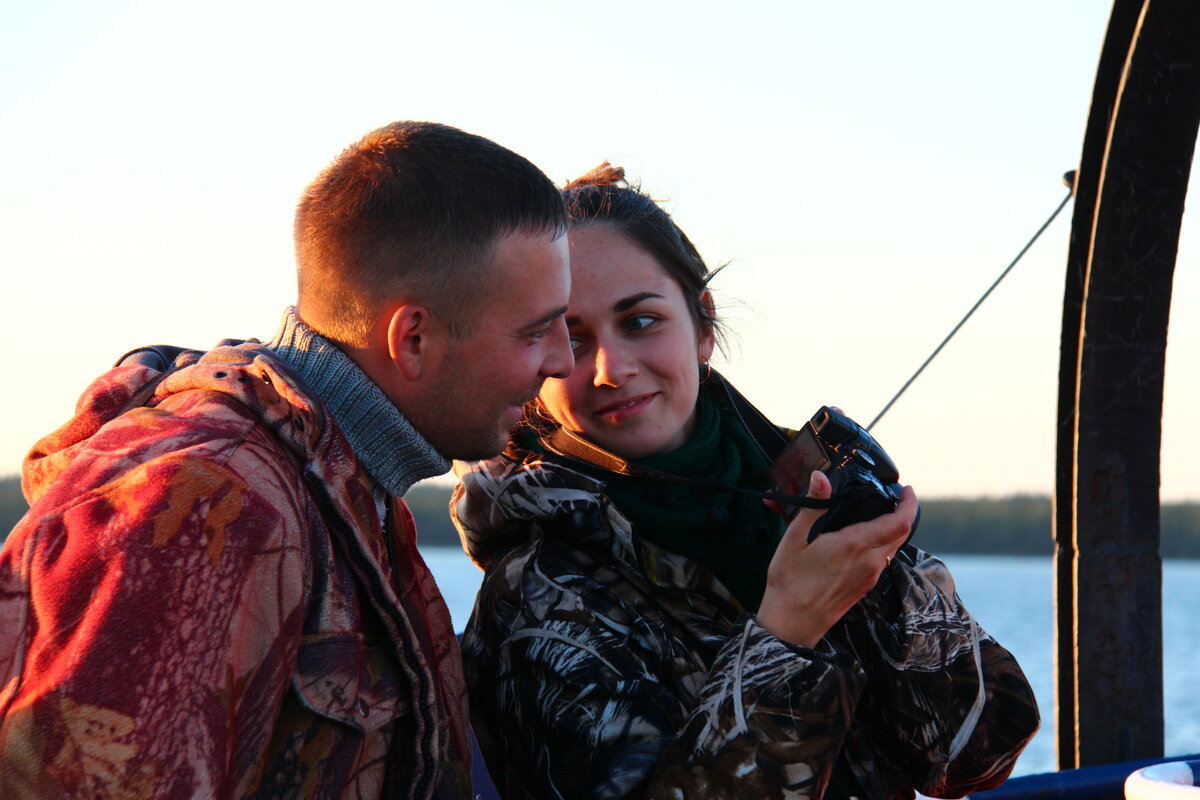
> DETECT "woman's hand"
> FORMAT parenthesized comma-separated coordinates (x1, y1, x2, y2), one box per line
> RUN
(756, 472, 918, 648)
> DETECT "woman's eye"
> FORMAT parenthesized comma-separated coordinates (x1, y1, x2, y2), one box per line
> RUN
(625, 314, 657, 333)
(569, 336, 585, 352)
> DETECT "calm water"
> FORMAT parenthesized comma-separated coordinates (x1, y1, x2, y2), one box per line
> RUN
(420, 549, 1200, 778)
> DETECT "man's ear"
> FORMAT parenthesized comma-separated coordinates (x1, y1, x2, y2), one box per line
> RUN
(387, 303, 434, 381)
(697, 290, 717, 362)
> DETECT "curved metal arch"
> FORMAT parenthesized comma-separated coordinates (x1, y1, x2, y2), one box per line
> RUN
(1055, 0, 1200, 769)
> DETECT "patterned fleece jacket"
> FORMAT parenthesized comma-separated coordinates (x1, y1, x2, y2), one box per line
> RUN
(0, 343, 469, 800)
(452, 442, 1040, 800)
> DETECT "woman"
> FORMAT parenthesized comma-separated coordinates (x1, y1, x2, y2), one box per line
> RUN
(452, 164, 1039, 800)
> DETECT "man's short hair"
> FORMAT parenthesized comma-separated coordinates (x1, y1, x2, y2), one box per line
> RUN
(295, 121, 567, 344)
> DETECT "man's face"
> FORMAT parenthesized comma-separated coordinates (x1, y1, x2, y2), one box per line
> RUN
(412, 230, 573, 460)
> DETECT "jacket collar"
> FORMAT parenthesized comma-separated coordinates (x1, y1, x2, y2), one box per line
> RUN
(267, 307, 450, 497)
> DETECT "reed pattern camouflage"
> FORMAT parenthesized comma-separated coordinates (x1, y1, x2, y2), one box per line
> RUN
(453, 447, 1039, 800)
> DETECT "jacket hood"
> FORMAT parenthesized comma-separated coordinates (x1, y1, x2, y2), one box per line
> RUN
(451, 448, 639, 571)
(12, 341, 475, 800)
(22, 344, 327, 507)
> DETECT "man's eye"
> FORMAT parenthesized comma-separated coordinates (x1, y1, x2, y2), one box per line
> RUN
(568, 336, 585, 352)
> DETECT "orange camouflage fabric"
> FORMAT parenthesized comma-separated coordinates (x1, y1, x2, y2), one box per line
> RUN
(0, 344, 469, 800)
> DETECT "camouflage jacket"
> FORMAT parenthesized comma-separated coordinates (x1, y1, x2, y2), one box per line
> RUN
(0, 344, 469, 800)
(453, 444, 1039, 800)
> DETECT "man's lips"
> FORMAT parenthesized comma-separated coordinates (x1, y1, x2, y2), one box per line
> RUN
(594, 393, 656, 421)
(504, 391, 541, 422)
(514, 386, 544, 408)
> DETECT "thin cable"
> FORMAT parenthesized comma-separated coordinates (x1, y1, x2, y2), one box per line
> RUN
(867, 190, 1073, 430)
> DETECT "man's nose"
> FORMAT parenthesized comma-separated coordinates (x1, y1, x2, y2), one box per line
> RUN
(541, 317, 573, 379)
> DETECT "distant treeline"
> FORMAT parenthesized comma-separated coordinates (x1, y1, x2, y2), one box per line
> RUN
(4, 474, 1200, 558)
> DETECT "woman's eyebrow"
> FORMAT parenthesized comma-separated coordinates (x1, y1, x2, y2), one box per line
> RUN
(613, 292, 664, 313)
(567, 292, 666, 326)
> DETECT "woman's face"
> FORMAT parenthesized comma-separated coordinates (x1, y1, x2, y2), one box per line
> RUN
(538, 224, 715, 459)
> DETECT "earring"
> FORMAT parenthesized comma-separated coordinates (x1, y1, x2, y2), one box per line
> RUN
(699, 361, 712, 383)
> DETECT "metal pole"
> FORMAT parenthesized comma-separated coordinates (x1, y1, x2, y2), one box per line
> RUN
(1057, 0, 1200, 768)
(1053, 0, 1146, 770)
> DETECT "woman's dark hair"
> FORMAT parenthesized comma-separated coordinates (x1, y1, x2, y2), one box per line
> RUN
(563, 163, 723, 345)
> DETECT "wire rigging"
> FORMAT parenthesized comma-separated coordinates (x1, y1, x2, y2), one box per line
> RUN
(867, 185, 1075, 431)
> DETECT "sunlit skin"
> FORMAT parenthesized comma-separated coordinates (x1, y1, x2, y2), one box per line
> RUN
(539, 222, 917, 648)
(538, 224, 715, 460)
(394, 229, 574, 461)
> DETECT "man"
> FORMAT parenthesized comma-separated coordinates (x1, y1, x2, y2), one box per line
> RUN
(0, 121, 573, 799)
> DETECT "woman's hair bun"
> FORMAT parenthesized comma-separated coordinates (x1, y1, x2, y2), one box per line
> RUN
(564, 162, 626, 191)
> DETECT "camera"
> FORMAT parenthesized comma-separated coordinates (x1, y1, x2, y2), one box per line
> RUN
(767, 406, 914, 541)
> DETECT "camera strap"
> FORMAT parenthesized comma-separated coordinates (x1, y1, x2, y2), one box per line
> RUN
(540, 427, 832, 510)
(538, 372, 835, 512)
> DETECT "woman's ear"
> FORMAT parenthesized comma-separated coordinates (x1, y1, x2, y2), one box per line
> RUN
(697, 290, 717, 363)
(387, 303, 434, 381)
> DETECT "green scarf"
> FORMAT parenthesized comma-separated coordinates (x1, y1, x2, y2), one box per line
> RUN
(526, 391, 785, 611)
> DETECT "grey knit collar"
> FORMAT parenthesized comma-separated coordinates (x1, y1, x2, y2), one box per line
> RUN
(266, 307, 450, 497)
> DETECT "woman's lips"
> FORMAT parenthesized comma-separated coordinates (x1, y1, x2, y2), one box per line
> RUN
(595, 393, 655, 423)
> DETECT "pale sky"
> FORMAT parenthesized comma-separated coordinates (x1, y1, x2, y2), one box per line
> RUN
(4, 1, 1197, 500)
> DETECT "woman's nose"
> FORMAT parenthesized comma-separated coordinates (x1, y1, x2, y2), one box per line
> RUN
(594, 342, 637, 387)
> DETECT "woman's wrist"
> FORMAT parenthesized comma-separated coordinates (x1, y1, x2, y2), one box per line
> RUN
(756, 595, 824, 649)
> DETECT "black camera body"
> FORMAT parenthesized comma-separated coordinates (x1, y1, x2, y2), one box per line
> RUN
(768, 406, 914, 541)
